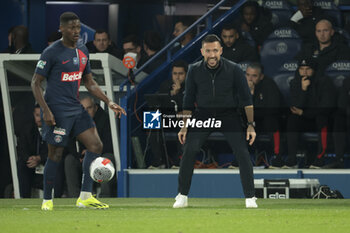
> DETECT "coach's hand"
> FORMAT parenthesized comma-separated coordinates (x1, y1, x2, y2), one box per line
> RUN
(178, 127, 188, 145)
(246, 125, 256, 146)
(43, 109, 56, 126)
(108, 101, 126, 118)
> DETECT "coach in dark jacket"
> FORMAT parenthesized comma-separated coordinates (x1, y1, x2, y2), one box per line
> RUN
(173, 34, 257, 209)
(285, 58, 336, 168)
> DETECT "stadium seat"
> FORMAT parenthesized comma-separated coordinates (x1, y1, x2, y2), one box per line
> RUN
(238, 61, 250, 72)
(260, 27, 301, 77)
(325, 60, 350, 88)
(271, 60, 298, 107)
(334, 27, 350, 47)
(241, 31, 257, 48)
(262, 0, 294, 28)
(313, 0, 343, 27)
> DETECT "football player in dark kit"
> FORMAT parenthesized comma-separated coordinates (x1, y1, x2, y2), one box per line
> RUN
(173, 34, 257, 208)
(32, 12, 126, 210)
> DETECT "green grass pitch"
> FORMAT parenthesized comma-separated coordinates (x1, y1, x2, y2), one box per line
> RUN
(0, 198, 350, 233)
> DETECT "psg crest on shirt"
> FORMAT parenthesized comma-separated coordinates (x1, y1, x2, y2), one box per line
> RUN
(73, 57, 79, 65)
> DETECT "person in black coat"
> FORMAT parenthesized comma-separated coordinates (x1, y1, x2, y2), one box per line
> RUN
(141, 30, 165, 74)
(173, 35, 257, 209)
(245, 63, 282, 168)
(147, 60, 188, 168)
(289, 0, 326, 43)
(86, 29, 123, 59)
(17, 105, 64, 198)
(234, 1, 273, 47)
(295, 19, 350, 75)
(1, 25, 35, 54)
(329, 77, 350, 168)
(285, 58, 336, 168)
(220, 24, 259, 63)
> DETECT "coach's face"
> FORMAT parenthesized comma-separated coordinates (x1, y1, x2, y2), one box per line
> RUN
(201, 41, 222, 69)
(60, 19, 81, 43)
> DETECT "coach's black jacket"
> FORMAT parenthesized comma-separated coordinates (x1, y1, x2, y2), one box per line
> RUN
(183, 57, 252, 116)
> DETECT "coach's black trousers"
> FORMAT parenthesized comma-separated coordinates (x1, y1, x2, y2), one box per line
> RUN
(177, 114, 255, 198)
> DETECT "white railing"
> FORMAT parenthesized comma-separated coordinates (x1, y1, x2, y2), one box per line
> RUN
(0, 53, 146, 198)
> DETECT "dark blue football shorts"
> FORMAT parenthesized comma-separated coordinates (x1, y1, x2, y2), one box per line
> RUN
(41, 109, 95, 147)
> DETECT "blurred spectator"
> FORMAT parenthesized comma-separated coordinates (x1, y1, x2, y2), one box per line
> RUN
(65, 94, 116, 197)
(16, 104, 64, 197)
(284, 58, 336, 168)
(142, 30, 165, 74)
(234, 1, 273, 47)
(295, 19, 350, 75)
(47, 31, 62, 45)
(147, 60, 188, 169)
(122, 34, 147, 69)
(328, 77, 350, 168)
(290, 0, 326, 43)
(245, 63, 282, 168)
(86, 29, 123, 59)
(172, 19, 195, 52)
(220, 24, 259, 63)
(0, 98, 12, 197)
(2, 25, 34, 54)
(1, 26, 15, 53)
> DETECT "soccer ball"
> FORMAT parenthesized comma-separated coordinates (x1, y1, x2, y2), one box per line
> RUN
(89, 157, 115, 183)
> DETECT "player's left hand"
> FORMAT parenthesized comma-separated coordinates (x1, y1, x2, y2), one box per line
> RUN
(246, 125, 256, 146)
(108, 101, 126, 118)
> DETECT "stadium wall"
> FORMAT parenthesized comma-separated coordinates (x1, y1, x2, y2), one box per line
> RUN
(125, 169, 350, 198)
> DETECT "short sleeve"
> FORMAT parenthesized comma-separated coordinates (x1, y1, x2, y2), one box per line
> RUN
(83, 49, 91, 76)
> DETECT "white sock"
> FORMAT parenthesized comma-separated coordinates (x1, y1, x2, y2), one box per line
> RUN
(42, 199, 52, 204)
(79, 191, 92, 200)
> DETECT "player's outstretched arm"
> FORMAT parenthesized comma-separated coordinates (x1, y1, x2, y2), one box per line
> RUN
(31, 74, 56, 126)
(83, 73, 126, 118)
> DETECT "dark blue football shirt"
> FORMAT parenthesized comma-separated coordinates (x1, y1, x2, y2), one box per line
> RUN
(35, 40, 91, 117)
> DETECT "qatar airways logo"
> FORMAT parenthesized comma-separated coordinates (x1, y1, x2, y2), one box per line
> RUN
(61, 71, 82, 82)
